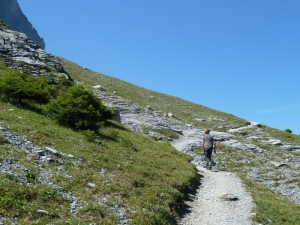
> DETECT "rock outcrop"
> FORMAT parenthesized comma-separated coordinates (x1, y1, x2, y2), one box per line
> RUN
(0, 21, 72, 81)
(0, 0, 45, 49)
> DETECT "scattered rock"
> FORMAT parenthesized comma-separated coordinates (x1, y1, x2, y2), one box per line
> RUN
(261, 139, 282, 145)
(146, 105, 152, 111)
(92, 85, 106, 91)
(44, 147, 60, 156)
(220, 193, 240, 201)
(271, 162, 287, 167)
(167, 113, 174, 117)
(88, 183, 96, 187)
(37, 210, 49, 214)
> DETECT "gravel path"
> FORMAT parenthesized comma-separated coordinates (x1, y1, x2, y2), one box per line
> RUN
(171, 129, 255, 225)
(101, 97, 257, 224)
(179, 169, 254, 225)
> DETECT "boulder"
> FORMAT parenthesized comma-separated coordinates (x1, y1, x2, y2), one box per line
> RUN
(271, 162, 287, 167)
(261, 139, 282, 145)
(92, 85, 106, 91)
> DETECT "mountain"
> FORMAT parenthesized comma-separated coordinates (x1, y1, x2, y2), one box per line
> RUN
(0, 17, 300, 225)
(0, 20, 71, 81)
(0, 0, 45, 49)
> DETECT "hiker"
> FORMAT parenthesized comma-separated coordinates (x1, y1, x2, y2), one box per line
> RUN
(202, 128, 216, 170)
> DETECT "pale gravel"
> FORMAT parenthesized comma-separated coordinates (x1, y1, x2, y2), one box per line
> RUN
(179, 169, 255, 225)
(170, 128, 255, 225)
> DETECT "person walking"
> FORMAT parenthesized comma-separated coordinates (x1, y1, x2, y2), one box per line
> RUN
(202, 128, 216, 170)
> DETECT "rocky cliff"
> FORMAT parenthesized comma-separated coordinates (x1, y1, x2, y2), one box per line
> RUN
(0, 20, 71, 80)
(0, 0, 45, 49)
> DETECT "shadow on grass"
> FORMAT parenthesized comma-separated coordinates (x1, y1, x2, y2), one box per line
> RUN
(176, 173, 203, 222)
(104, 120, 127, 131)
(13, 101, 45, 115)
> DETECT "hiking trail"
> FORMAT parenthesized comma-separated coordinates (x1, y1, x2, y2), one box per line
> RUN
(171, 129, 255, 225)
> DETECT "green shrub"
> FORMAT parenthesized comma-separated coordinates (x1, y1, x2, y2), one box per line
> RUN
(0, 70, 51, 104)
(44, 85, 114, 131)
(285, 129, 292, 133)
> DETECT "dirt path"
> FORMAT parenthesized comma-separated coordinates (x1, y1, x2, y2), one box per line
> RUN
(179, 169, 254, 225)
(112, 98, 256, 224)
(171, 129, 255, 225)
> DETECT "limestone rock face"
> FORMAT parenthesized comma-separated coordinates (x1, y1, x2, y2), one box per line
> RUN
(0, 0, 45, 49)
(0, 21, 72, 80)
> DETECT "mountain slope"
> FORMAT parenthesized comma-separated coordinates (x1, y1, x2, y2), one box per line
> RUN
(59, 57, 250, 131)
(59, 57, 300, 224)
(0, 25, 299, 224)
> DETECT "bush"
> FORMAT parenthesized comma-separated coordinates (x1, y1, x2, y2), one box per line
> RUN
(0, 70, 51, 104)
(44, 85, 114, 131)
(285, 129, 292, 133)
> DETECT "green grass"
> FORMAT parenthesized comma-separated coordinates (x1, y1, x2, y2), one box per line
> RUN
(260, 126, 300, 145)
(143, 127, 179, 140)
(0, 101, 199, 224)
(0, 175, 71, 223)
(240, 175, 300, 225)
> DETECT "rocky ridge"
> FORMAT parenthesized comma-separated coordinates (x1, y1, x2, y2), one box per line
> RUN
(0, 0, 45, 49)
(0, 22, 71, 81)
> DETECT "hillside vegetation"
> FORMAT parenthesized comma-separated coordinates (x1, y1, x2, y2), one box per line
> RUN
(0, 56, 300, 224)
(0, 61, 199, 224)
(59, 57, 250, 132)
(59, 58, 300, 225)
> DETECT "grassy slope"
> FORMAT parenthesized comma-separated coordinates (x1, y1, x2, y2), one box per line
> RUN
(0, 65, 199, 224)
(59, 57, 249, 131)
(241, 176, 300, 225)
(0, 101, 198, 224)
(58, 58, 300, 225)
(1, 57, 300, 224)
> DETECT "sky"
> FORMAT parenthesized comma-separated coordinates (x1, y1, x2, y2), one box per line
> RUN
(18, 0, 300, 135)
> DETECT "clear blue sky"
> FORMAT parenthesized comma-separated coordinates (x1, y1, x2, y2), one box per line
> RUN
(18, 0, 300, 135)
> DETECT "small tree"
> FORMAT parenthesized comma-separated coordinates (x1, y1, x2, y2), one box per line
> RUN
(284, 129, 292, 133)
(44, 85, 114, 131)
(0, 71, 51, 103)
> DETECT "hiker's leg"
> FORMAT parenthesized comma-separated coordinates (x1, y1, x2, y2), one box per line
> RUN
(207, 148, 212, 163)
(204, 150, 209, 167)
(205, 148, 213, 167)
(207, 149, 213, 169)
